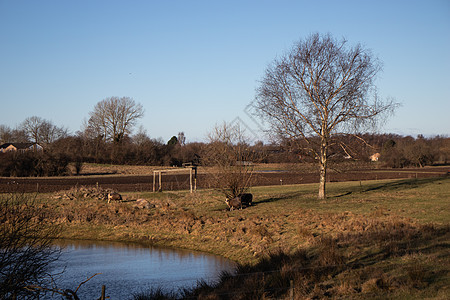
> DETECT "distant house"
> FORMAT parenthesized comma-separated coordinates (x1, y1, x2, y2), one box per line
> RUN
(0, 142, 43, 153)
(370, 152, 381, 162)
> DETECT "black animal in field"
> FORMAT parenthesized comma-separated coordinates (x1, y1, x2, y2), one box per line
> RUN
(225, 193, 253, 210)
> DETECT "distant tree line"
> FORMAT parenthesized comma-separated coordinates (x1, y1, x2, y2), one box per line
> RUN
(0, 120, 448, 177)
(0, 96, 448, 177)
(276, 133, 449, 168)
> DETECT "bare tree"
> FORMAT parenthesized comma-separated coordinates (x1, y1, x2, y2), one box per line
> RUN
(132, 125, 151, 146)
(88, 96, 144, 144)
(0, 125, 29, 143)
(178, 132, 186, 146)
(0, 125, 13, 144)
(20, 116, 42, 144)
(11, 128, 30, 143)
(254, 33, 397, 199)
(204, 122, 257, 198)
(20, 116, 68, 145)
(39, 120, 69, 144)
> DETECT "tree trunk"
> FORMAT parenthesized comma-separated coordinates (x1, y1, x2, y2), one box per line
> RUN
(318, 136, 327, 199)
(318, 159, 327, 199)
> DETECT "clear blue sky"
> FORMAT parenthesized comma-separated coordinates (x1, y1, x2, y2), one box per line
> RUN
(1, 0, 449, 143)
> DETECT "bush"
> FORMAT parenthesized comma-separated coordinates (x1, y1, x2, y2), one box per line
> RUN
(0, 193, 61, 298)
(0, 151, 69, 177)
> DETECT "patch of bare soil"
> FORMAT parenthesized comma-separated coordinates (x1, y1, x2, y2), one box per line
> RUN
(0, 166, 448, 193)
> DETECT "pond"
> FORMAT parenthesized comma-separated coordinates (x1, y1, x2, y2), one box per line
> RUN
(48, 240, 236, 299)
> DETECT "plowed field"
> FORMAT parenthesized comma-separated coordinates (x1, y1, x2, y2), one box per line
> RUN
(0, 167, 447, 193)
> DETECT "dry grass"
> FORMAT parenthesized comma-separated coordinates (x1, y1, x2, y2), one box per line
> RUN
(29, 176, 450, 299)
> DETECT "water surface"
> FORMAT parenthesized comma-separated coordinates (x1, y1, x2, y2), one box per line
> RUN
(50, 240, 236, 299)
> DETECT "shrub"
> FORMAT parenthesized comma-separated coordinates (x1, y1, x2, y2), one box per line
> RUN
(0, 151, 69, 177)
(0, 193, 61, 298)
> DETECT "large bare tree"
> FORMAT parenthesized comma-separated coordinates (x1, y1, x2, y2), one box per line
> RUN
(20, 116, 68, 145)
(254, 33, 396, 199)
(88, 96, 144, 144)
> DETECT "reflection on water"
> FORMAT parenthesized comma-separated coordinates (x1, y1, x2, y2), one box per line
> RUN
(49, 240, 236, 300)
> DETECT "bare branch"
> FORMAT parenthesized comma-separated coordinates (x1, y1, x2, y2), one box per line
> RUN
(75, 273, 102, 293)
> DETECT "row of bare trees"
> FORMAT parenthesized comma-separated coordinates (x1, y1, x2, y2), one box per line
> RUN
(0, 97, 144, 146)
(1, 122, 448, 172)
(0, 117, 68, 146)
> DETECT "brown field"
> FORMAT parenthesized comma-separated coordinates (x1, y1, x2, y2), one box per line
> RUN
(0, 164, 448, 193)
(2, 166, 448, 299)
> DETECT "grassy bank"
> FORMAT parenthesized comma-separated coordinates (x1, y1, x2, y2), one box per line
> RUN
(38, 176, 449, 298)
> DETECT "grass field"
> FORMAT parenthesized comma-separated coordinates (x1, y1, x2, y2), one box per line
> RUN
(29, 175, 450, 298)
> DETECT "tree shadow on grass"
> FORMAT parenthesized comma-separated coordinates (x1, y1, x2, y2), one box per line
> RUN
(332, 176, 448, 198)
(255, 191, 310, 205)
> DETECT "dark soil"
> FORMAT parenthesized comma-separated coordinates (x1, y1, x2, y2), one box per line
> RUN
(0, 167, 448, 193)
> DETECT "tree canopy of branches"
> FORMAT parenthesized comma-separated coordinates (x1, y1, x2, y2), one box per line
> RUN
(20, 116, 68, 145)
(254, 33, 397, 199)
(0, 125, 28, 144)
(86, 96, 144, 144)
(380, 135, 443, 168)
(203, 122, 258, 198)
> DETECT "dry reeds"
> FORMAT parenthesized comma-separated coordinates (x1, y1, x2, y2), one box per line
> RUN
(133, 222, 449, 299)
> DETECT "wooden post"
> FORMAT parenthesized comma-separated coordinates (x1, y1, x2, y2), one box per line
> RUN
(153, 171, 156, 192)
(190, 167, 193, 193)
(100, 285, 105, 300)
(158, 171, 162, 192)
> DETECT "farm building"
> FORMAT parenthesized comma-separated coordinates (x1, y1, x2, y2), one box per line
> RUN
(0, 142, 43, 153)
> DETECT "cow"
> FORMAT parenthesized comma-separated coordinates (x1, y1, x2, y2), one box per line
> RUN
(239, 193, 253, 207)
(225, 197, 242, 211)
(225, 193, 253, 210)
(107, 192, 122, 203)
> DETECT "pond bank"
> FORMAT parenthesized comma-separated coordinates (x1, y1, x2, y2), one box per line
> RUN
(38, 177, 449, 298)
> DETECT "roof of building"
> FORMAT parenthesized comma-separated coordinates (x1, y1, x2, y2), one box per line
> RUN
(0, 142, 41, 149)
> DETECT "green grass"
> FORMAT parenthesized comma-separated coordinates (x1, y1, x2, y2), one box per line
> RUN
(30, 176, 450, 299)
(247, 177, 450, 224)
